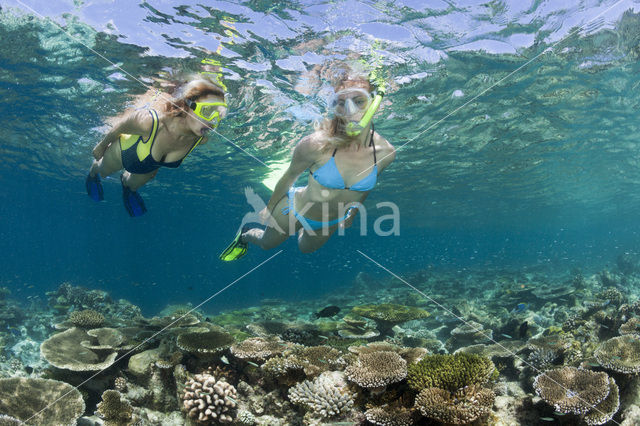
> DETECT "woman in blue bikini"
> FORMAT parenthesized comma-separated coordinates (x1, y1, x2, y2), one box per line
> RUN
(220, 70, 395, 260)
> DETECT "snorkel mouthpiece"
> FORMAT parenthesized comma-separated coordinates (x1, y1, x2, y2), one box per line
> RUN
(345, 92, 383, 137)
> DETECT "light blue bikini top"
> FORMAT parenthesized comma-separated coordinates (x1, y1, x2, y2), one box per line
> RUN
(311, 125, 378, 192)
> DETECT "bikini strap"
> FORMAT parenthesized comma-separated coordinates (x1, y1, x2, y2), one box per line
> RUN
(331, 148, 338, 157)
(145, 109, 159, 144)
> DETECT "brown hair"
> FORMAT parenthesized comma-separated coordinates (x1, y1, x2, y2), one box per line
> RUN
(163, 76, 226, 117)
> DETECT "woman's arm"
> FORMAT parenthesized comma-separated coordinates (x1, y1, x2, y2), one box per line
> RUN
(263, 135, 319, 216)
(92, 110, 154, 160)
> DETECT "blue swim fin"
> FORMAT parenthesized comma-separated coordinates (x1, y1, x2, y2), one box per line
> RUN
(121, 176, 147, 217)
(85, 173, 103, 202)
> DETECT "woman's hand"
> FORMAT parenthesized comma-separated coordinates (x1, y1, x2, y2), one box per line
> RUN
(92, 142, 108, 160)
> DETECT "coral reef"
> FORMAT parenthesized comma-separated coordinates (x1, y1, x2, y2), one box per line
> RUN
(176, 330, 235, 356)
(364, 405, 416, 426)
(407, 353, 496, 392)
(69, 309, 105, 328)
(594, 335, 640, 374)
(96, 389, 134, 425)
(182, 368, 237, 423)
(351, 304, 429, 334)
(0, 378, 85, 424)
(288, 371, 355, 420)
(230, 336, 290, 361)
(414, 384, 494, 424)
(40, 327, 117, 371)
(345, 350, 407, 390)
(533, 367, 614, 417)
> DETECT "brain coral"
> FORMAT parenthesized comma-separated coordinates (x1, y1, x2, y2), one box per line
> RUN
(414, 384, 494, 425)
(345, 350, 407, 389)
(407, 353, 496, 392)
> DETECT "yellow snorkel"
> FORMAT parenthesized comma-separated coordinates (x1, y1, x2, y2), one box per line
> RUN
(344, 67, 387, 137)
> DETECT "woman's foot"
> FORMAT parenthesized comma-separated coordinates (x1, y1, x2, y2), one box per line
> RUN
(121, 174, 147, 217)
(85, 173, 104, 202)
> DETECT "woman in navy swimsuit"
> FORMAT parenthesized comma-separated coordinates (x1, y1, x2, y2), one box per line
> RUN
(220, 67, 395, 260)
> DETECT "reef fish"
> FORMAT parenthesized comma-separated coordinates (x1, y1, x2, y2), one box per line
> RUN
(314, 306, 340, 318)
(519, 321, 529, 339)
(511, 303, 527, 313)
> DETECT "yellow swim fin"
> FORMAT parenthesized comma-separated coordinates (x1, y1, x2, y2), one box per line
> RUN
(219, 228, 248, 261)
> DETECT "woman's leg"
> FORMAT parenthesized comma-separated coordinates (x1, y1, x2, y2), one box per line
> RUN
(89, 142, 123, 178)
(122, 169, 158, 191)
(297, 225, 338, 253)
(242, 195, 296, 250)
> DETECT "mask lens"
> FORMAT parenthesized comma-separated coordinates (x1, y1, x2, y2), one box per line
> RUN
(332, 88, 371, 116)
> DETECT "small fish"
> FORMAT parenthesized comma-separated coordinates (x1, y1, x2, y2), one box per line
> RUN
(587, 362, 601, 367)
(501, 334, 512, 339)
(318, 335, 329, 340)
(246, 361, 260, 368)
(5, 326, 20, 337)
(511, 303, 527, 314)
(600, 324, 609, 329)
(227, 396, 238, 404)
(318, 359, 327, 363)
(540, 417, 555, 421)
(553, 412, 566, 416)
(315, 306, 340, 318)
(519, 321, 529, 339)
(24, 366, 33, 374)
(220, 355, 230, 365)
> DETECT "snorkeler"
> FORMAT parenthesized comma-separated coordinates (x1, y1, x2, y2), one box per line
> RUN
(85, 76, 227, 216)
(220, 66, 395, 260)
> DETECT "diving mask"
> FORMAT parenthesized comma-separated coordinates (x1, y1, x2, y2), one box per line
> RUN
(186, 99, 227, 127)
(329, 87, 383, 137)
(330, 88, 372, 117)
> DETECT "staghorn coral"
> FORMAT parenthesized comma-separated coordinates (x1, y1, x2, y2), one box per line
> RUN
(594, 335, 640, 374)
(40, 327, 117, 371)
(0, 378, 85, 424)
(351, 304, 429, 334)
(407, 353, 496, 392)
(364, 405, 416, 426)
(182, 368, 237, 423)
(176, 330, 235, 355)
(533, 367, 611, 415)
(288, 371, 355, 419)
(230, 336, 290, 361)
(527, 347, 559, 370)
(345, 350, 407, 390)
(96, 389, 134, 426)
(69, 309, 105, 328)
(414, 385, 494, 425)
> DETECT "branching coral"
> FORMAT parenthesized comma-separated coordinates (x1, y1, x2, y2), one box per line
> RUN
(594, 335, 640, 374)
(182, 368, 237, 423)
(261, 345, 345, 378)
(288, 371, 355, 419)
(533, 367, 611, 415)
(414, 385, 494, 425)
(345, 351, 407, 389)
(407, 353, 496, 392)
(69, 309, 105, 328)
